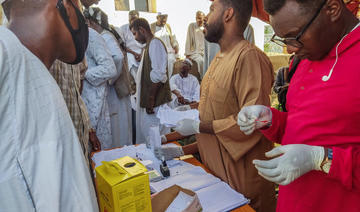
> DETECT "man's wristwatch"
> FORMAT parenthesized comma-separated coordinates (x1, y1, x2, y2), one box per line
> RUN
(320, 148, 333, 174)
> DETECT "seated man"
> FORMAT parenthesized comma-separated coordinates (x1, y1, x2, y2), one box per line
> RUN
(170, 59, 200, 107)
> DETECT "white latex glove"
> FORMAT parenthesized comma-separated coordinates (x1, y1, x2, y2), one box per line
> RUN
(174, 119, 200, 136)
(154, 146, 184, 161)
(237, 105, 272, 135)
(253, 144, 325, 185)
(174, 105, 191, 111)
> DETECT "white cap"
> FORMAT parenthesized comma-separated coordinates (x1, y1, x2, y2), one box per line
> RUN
(157, 12, 168, 17)
(183, 58, 193, 66)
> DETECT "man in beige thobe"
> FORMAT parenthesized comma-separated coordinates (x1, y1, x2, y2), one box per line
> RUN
(160, 0, 276, 211)
(185, 11, 205, 78)
(150, 13, 179, 77)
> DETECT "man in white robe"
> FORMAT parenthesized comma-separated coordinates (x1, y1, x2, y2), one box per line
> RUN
(170, 59, 200, 107)
(185, 11, 206, 78)
(102, 30, 133, 147)
(82, 27, 117, 150)
(116, 10, 144, 80)
(85, 7, 133, 147)
(151, 12, 179, 78)
(0, 0, 98, 211)
(131, 18, 172, 145)
(116, 10, 145, 143)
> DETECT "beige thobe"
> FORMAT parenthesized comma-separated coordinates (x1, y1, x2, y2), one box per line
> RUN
(197, 40, 276, 212)
(185, 22, 205, 78)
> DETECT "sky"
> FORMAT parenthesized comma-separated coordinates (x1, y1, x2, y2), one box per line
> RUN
(96, 0, 267, 56)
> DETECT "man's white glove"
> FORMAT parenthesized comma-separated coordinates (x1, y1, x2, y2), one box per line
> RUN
(237, 105, 272, 135)
(154, 146, 184, 161)
(174, 105, 191, 111)
(253, 144, 325, 185)
(174, 119, 200, 136)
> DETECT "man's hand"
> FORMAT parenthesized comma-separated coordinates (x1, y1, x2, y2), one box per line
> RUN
(177, 95, 187, 105)
(89, 130, 101, 151)
(237, 105, 272, 135)
(147, 83, 161, 114)
(189, 102, 199, 109)
(134, 53, 141, 62)
(154, 146, 184, 161)
(253, 144, 325, 185)
(146, 96, 155, 114)
(174, 119, 200, 136)
(174, 46, 179, 55)
(161, 135, 167, 144)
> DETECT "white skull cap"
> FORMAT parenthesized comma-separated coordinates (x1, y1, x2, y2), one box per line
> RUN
(157, 12, 168, 17)
(183, 58, 193, 66)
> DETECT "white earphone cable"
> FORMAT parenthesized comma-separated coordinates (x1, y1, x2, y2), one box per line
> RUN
(322, 22, 360, 82)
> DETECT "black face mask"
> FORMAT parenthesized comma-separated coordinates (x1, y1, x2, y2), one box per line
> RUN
(56, 0, 89, 64)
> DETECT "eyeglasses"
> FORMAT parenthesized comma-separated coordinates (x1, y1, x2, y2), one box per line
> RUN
(271, 0, 327, 48)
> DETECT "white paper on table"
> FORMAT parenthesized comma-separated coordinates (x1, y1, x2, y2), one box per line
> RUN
(196, 181, 249, 212)
(92, 145, 138, 168)
(165, 191, 195, 212)
(156, 105, 199, 128)
(150, 166, 220, 193)
(169, 162, 196, 177)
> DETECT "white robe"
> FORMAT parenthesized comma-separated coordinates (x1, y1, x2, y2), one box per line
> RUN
(154, 26, 178, 77)
(102, 30, 133, 147)
(0, 26, 98, 211)
(185, 22, 205, 78)
(116, 25, 144, 111)
(136, 39, 171, 145)
(115, 24, 144, 73)
(82, 28, 117, 149)
(170, 73, 200, 106)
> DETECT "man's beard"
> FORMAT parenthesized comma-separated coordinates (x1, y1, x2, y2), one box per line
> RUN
(204, 18, 224, 43)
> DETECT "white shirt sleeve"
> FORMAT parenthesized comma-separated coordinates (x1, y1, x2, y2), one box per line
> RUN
(102, 31, 124, 84)
(169, 74, 179, 91)
(85, 30, 117, 87)
(192, 76, 200, 102)
(149, 39, 168, 83)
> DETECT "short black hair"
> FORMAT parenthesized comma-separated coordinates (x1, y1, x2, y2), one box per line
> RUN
(129, 10, 139, 16)
(264, 0, 323, 15)
(221, 0, 253, 31)
(84, 7, 110, 29)
(2, 0, 47, 20)
(129, 18, 151, 33)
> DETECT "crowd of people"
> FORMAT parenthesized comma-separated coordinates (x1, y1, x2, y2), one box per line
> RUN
(1, 0, 360, 211)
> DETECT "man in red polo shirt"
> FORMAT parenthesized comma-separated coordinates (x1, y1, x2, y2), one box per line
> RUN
(238, 0, 360, 211)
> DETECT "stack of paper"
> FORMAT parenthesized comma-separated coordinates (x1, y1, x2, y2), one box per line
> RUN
(92, 145, 138, 168)
(156, 106, 199, 127)
(165, 191, 195, 212)
(150, 166, 220, 193)
(196, 181, 249, 212)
